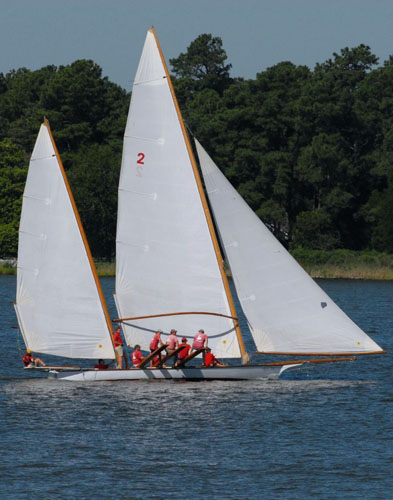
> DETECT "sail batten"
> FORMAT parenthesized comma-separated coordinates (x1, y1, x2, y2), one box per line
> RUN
(115, 30, 241, 358)
(15, 123, 115, 359)
(196, 139, 383, 355)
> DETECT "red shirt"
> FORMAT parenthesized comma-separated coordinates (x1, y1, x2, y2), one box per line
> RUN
(150, 332, 161, 350)
(178, 343, 191, 360)
(193, 332, 207, 349)
(132, 350, 143, 366)
(94, 363, 109, 370)
(22, 353, 33, 366)
(113, 331, 123, 347)
(204, 352, 216, 367)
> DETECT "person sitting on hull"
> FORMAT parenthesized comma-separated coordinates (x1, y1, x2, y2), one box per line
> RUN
(22, 349, 46, 368)
(94, 359, 112, 370)
(192, 329, 208, 363)
(204, 348, 226, 368)
(131, 345, 144, 368)
(175, 337, 191, 367)
(165, 329, 179, 367)
(149, 329, 163, 367)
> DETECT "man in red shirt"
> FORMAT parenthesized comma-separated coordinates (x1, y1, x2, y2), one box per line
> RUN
(94, 359, 109, 370)
(175, 337, 191, 367)
(131, 345, 144, 367)
(149, 329, 163, 367)
(204, 348, 226, 368)
(113, 326, 124, 369)
(22, 349, 46, 368)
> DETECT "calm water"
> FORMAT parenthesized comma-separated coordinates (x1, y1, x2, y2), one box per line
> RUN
(0, 276, 392, 499)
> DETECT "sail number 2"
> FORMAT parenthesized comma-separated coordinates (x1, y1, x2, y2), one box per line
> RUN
(136, 153, 145, 176)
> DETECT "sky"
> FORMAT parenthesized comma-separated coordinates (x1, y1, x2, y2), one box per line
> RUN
(1, 0, 392, 91)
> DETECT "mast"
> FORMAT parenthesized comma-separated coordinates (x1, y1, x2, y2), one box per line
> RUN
(149, 28, 249, 364)
(43, 119, 118, 361)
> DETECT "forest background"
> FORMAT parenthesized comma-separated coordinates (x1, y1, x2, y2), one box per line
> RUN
(1, 34, 393, 276)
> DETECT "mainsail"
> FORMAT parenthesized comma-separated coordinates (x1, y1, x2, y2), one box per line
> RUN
(15, 122, 115, 359)
(115, 29, 240, 358)
(196, 139, 383, 355)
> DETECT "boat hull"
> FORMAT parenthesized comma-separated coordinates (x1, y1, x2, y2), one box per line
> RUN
(49, 364, 300, 381)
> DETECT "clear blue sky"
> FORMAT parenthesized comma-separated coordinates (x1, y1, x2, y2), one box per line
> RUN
(1, 0, 392, 91)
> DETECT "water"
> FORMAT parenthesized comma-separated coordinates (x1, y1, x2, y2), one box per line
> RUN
(0, 276, 392, 499)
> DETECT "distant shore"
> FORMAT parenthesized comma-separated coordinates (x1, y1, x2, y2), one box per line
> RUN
(1, 249, 393, 279)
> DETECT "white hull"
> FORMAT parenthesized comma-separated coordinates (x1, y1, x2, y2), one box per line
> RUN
(49, 364, 301, 382)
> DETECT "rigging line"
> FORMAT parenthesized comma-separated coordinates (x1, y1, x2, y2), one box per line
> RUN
(121, 322, 236, 339)
(113, 311, 238, 322)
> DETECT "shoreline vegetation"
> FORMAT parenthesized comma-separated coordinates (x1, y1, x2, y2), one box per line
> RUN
(1, 249, 393, 279)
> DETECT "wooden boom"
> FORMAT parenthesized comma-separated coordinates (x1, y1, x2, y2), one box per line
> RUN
(158, 346, 185, 367)
(175, 348, 206, 368)
(113, 311, 238, 322)
(136, 345, 168, 369)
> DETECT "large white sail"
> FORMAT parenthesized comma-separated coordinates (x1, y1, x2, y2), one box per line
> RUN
(196, 139, 383, 354)
(115, 30, 240, 358)
(15, 123, 115, 359)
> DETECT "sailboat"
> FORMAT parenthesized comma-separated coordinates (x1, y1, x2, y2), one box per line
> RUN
(15, 29, 384, 381)
(14, 120, 118, 367)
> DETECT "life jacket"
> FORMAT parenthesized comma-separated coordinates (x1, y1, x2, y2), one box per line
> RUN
(204, 352, 215, 367)
(22, 353, 33, 366)
(132, 350, 143, 366)
(178, 343, 190, 359)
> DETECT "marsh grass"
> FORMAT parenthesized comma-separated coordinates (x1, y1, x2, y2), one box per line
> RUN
(95, 260, 116, 276)
(3, 250, 393, 279)
(292, 249, 393, 280)
(0, 262, 16, 275)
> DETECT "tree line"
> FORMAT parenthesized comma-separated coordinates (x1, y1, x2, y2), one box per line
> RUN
(0, 35, 392, 259)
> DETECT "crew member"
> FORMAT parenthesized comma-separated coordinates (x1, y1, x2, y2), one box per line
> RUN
(204, 348, 226, 368)
(192, 329, 208, 363)
(131, 345, 144, 367)
(165, 329, 179, 367)
(94, 359, 109, 370)
(175, 337, 191, 367)
(22, 349, 46, 368)
(113, 326, 124, 369)
(149, 329, 163, 367)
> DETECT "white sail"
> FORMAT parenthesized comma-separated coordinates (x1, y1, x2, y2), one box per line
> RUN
(196, 139, 383, 354)
(15, 124, 115, 359)
(115, 30, 240, 358)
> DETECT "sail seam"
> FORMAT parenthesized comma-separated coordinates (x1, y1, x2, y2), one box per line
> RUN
(30, 155, 55, 162)
(23, 195, 51, 203)
(124, 134, 163, 143)
(133, 76, 166, 85)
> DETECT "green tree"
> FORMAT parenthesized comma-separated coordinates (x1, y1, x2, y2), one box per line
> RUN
(0, 139, 27, 256)
(170, 34, 232, 99)
(67, 143, 121, 259)
(292, 209, 341, 250)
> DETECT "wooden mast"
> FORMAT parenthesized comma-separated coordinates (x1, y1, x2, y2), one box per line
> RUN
(149, 28, 249, 364)
(43, 118, 119, 364)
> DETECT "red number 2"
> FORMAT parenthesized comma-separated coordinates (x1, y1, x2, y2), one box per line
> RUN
(136, 153, 145, 177)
